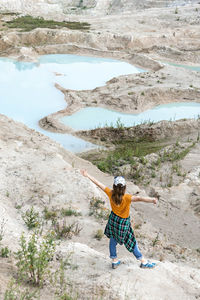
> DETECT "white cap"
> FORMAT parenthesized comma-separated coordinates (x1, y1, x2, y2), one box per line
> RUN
(114, 176, 126, 186)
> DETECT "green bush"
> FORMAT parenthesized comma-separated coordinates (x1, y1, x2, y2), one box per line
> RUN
(22, 207, 41, 230)
(0, 246, 10, 258)
(97, 161, 109, 172)
(15, 232, 56, 286)
(43, 207, 58, 221)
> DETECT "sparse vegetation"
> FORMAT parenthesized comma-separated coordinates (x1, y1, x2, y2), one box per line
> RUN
(89, 197, 110, 220)
(4, 279, 38, 300)
(160, 142, 196, 162)
(22, 207, 41, 230)
(78, 0, 83, 7)
(61, 208, 81, 217)
(15, 232, 56, 286)
(81, 122, 199, 187)
(152, 233, 159, 247)
(91, 139, 165, 174)
(5, 15, 90, 32)
(134, 223, 142, 230)
(94, 229, 104, 240)
(53, 220, 82, 240)
(115, 118, 125, 130)
(1, 12, 20, 16)
(43, 207, 58, 221)
(49, 259, 78, 299)
(15, 204, 22, 210)
(0, 220, 10, 258)
(140, 156, 147, 165)
(0, 246, 10, 258)
(167, 175, 173, 187)
(0, 218, 6, 242)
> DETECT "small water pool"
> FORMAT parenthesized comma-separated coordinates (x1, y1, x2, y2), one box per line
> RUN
(61, 102, 200, 131)
(0, 54, 144, 152)
(163, 61, 200, 72)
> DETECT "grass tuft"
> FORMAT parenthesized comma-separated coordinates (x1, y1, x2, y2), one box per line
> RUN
(89, 197, 110, 220)
(61, 208, 81, 217)
(94, 229, 104, 240)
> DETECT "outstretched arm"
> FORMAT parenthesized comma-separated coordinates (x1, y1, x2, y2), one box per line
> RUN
(131, 195, 158, 205)
(80, 169, 106, 191)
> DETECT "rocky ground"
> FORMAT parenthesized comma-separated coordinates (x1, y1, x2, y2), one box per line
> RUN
(0, 1, 200, 299)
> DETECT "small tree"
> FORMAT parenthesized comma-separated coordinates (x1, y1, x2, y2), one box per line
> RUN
(15, 232, 56, 286)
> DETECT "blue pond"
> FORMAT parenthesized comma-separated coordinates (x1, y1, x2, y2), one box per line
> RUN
(0, 54, 144, 152)
(1, 54, 200, 151)
(61, 102, 200, 131)
(163, 61, 200, 72)
(61, 61, 200, 131)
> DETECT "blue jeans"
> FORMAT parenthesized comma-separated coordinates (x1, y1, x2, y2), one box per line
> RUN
(109, 237, 143, 260)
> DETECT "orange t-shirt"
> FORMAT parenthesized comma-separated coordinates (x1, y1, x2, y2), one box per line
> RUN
(104, 187, 132, 218)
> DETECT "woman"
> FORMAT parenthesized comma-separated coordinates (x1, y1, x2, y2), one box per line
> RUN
(80, 169, 158, 269)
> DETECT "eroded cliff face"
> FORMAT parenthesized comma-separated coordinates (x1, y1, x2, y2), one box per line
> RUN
(0, 0, 199, 16)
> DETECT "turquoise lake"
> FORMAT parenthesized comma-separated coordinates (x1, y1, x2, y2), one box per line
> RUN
(163, 61, 200, 72)
(61, 102, 200, 131)
(61, 61, 200, 131)
(0, 54, 144, 152)
(1, 54, 199, 152)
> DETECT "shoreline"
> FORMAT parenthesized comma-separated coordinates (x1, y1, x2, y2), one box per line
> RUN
(38, 61, 200, 135)
(1, 47, 200, 148)
(1, 5, 200, 146)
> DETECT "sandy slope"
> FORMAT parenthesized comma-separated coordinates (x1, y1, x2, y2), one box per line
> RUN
(0, 114, 199, 299)
(57, 242, 200, 300)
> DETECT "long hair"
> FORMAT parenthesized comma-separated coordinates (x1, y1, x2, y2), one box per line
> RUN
(111, 184, 126, 205)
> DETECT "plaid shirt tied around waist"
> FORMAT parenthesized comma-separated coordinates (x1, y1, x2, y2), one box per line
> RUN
(104, 211, 136, 252)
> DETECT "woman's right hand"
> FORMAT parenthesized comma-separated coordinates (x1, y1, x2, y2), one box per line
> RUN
(80, 169, 106, 191)
(152, 198, 158, 205)
(80, 169, 88, 177)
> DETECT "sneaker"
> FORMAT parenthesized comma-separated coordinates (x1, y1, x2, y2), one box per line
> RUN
(112, 260, 121, 269)
(140, 261, 156, 269)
